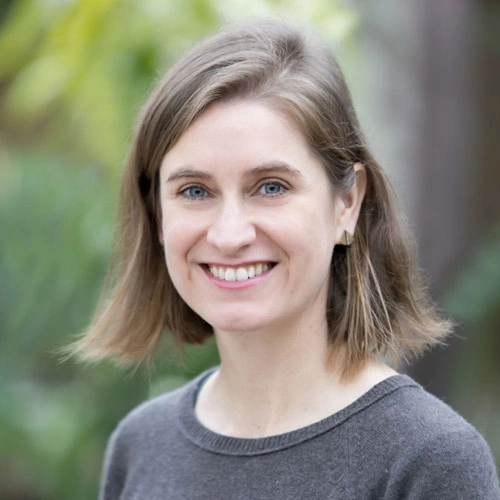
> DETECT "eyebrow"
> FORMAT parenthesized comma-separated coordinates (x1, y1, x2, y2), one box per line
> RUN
(165, 161, 304, 183)
(165, 169, 212, 183)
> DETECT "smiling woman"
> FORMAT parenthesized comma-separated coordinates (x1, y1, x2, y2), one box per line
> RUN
(68, 19, 500, 500)
(158, 101, 349, 336)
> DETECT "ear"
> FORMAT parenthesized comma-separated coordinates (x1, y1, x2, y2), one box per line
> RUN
(336, 162, 367, 242)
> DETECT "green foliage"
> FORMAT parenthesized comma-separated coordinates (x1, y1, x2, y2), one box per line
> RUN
(0, 0, 356, 173)
(0, 1, 356, 498)
(441, 227, 500, 462)
(443, 225, 500, 325)
(441, 224, 500, 386)
(0, 150, 118, 498)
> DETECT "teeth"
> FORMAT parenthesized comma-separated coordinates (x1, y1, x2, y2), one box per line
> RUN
(208, 263, 272, 282)
(248, 265, 255, 278)
(236, 267, 248, 281)
(224, 268, 236, 281)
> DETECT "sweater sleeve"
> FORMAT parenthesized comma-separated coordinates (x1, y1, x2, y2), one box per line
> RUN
(394, 428, 500, 500)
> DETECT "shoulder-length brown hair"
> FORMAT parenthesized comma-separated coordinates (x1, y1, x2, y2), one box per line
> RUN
(69, 20, 451, 379)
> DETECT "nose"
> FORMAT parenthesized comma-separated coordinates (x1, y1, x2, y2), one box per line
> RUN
(206, 201, 256, 254)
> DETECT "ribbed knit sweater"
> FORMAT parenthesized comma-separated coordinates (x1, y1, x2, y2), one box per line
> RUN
(100, 371, 500, 499)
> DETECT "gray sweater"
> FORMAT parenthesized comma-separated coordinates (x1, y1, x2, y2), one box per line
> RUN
(100, 372, 500, 499)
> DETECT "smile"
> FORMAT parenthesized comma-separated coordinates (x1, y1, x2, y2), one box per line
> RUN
(207, 262, 274, 282)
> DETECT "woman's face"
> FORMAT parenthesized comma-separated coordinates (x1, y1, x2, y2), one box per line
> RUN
(159, 101, 353, 335)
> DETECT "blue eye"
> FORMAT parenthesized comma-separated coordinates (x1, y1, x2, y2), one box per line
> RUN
(259, 182, 285, 196)
(182, 186, 207, 199)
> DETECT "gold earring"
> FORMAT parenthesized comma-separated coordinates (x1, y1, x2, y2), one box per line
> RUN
(339, 230, 353, 246)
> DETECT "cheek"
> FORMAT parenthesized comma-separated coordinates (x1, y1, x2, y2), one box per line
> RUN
(162, 225, 186, 261)
(161, 215, 204, 267)
(161, 236, 189, 300)
(290, 200, 337, 246)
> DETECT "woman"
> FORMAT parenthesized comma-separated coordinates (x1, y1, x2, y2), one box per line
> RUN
(72, 20, 500, 499)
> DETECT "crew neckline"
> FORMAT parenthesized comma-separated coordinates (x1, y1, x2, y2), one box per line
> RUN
(177, 370, 418, 456)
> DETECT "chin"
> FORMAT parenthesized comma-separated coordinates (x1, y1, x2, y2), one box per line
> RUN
(204, 309, 274, 335)
(211, 320, 270, 335)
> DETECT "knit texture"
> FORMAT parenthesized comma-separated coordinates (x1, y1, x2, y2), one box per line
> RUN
(100, 372, 500, 499)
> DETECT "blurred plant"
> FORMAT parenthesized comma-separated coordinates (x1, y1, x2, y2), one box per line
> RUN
(440, 225, 500, 463)
(441, 224, 500, 389)
(442, 225, 500, 328)
(0, 0, 356, 174)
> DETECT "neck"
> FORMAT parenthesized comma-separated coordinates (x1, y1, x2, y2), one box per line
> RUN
(195, 317, 396, 438)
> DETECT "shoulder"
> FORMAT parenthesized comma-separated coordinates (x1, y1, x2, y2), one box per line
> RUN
(99, 373, 204, 499)
(103, 383, 183, 465)
(102, 373, 204, 464)
(348, 376, 500, 499)
(110, 371, 205, 449)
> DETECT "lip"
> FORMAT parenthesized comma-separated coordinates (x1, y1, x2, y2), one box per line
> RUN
(201, 262, 275, 289)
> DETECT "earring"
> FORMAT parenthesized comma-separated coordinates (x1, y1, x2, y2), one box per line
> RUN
(339, 230, 353, 246)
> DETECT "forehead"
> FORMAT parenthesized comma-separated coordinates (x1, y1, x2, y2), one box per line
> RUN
(159, 100, 321, 179)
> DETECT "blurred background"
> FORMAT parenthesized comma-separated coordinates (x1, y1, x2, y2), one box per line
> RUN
(0, 0, 498, 498)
